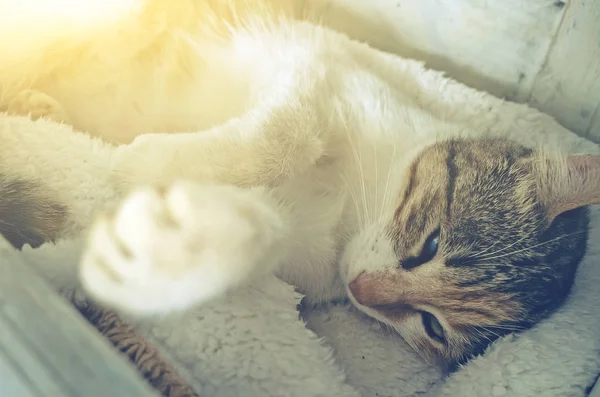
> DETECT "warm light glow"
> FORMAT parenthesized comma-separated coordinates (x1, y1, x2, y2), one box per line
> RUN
(0, 0, 139, 28)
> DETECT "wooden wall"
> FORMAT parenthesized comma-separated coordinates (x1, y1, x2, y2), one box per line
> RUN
(305, 0, 600, 142)
(0, 237, 159, 397)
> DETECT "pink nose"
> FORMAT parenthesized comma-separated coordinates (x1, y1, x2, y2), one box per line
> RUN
(348, 272, 369, 305)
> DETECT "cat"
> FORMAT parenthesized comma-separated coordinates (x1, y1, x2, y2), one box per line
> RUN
(1, 0, 599, 369)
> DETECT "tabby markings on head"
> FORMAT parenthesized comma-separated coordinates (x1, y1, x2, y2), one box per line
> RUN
(348, 138, 597, 367)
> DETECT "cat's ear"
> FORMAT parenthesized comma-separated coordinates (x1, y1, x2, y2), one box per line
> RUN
(541, 154, 600, 224)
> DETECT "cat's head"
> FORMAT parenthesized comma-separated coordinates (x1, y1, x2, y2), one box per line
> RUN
(342, 138, 600, 369)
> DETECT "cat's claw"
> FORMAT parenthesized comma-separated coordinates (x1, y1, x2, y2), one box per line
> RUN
(80, 182, 266, 316)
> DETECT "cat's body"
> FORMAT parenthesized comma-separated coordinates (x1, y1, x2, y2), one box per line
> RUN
(1, 0, 442, 302)
(1, 0, 599, 369)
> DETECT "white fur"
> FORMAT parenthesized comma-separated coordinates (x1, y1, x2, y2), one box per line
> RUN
(74, 21, 461, 314)
(1, 2, 600, 396)
(81, 183, 291, 314)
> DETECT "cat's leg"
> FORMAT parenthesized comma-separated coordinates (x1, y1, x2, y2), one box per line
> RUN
(6, 89, 70, 124)
(80, 181, 292, 315)
(109, 98, 332, 191)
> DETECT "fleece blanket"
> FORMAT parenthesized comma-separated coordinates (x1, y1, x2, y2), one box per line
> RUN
(1, 39, 600, 397)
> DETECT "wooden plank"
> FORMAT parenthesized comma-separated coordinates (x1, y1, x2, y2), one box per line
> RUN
(0, 238, 160, 397)
(0, 349, 37, 397)
(530, 0, 600, 140)
(0, 314, 68, 396)
(306, 0, 566, 100)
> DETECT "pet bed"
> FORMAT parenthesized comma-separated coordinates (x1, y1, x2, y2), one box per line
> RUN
(1, 33, 600, 397)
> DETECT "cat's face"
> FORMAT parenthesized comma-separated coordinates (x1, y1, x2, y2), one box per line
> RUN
(342, 138, 597, 368)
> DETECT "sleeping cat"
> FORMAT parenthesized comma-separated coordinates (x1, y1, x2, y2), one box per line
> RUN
(1, 0, 599, 369)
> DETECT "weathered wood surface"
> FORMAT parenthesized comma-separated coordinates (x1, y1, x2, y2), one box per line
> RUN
(308, 0, 600, 142)
(308, 0, 566, 101)
(529, 0, 600, 142)
(0, 239, 160, 397)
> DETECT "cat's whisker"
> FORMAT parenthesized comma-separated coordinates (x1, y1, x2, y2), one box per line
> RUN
(377, 321, 405, 352)
(470, 327, 493, 344)
(465, 232, 506, 259)
(482, 324, 527, 332)
(346, 131, 369, 228)
(472, 232, 533, 261)
(378, 144, 397, 224)
(479, 327, 503, 340)
(373, 141, 379, 226)
(362, 139, 377, 226)
(480, 230, 587, 263)
(375, 320, 384, 336)
(359, 142, 372, 226)
(344, 173, 365, 230)
(341, 173, 363, 230)
(389, 323, 434, 366)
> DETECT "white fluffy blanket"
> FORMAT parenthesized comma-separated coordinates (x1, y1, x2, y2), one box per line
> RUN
(1, 43, 600, 397)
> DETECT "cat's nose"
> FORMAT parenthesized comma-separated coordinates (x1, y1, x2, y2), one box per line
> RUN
(349, 272, 370, 306)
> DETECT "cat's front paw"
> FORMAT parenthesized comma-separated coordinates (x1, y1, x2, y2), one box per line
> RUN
(7, 89, 70, 124)
(79, 182, 266, 316)
(108, 135, 215, 192)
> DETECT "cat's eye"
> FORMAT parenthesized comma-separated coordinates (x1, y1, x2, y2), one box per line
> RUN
(401, 228, 440, 270)
(420, 229, 440, 263)
(421, 311, 445, 343)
